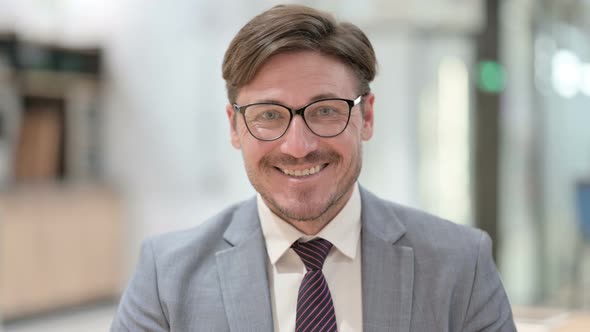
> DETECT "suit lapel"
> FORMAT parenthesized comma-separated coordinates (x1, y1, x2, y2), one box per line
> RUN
(360, 188, 414, 332)
(214, 188, 415, 332)
(216, 198, 273, 332)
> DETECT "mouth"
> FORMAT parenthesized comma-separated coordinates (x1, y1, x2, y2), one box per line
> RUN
(275, 163, 328, 178)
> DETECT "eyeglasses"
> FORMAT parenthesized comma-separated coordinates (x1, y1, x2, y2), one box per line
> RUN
(233, 95, 363, 141)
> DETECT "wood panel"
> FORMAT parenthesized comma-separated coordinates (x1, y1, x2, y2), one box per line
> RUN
(0, 186, 122, 320)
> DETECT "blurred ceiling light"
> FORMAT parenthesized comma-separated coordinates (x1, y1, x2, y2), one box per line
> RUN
(579, 63, 590, 96)
(437, 56, 471, 225)
(534, 35, 556, 94)
(551, 49, 581, 98)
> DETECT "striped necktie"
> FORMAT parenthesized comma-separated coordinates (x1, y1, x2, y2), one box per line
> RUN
(291, 238, 338, 332)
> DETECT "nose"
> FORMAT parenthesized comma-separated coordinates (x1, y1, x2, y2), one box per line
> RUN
(279, 115, 318, 158)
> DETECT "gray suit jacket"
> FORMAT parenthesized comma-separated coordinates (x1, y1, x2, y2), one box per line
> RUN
(111, 188, 516, 331)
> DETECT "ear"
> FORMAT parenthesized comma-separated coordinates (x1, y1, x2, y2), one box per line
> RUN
(361, 93, 374, 141)
(226, 104, 242, 149)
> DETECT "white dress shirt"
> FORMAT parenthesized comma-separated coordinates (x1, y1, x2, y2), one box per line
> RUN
(258, 184, 363, 332)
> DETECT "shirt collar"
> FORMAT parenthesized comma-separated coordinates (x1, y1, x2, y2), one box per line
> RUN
(258, 183, 362, 265)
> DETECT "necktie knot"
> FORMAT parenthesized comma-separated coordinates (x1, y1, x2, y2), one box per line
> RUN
(291, 238, 333, 271)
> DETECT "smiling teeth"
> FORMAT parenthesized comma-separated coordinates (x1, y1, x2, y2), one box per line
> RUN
(281, 165, 323, 177)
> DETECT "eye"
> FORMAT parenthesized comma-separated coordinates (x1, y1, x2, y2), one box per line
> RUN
(261, 110, 280, 120)
(317, 107, 335, 116)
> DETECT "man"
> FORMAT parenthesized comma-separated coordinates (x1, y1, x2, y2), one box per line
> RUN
(111, 4, 516, 332)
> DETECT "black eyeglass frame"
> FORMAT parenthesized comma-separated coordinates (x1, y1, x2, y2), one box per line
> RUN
(233, 95, 364, 141)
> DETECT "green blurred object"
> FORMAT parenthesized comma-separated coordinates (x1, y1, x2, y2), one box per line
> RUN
(476, 60, 505, 93)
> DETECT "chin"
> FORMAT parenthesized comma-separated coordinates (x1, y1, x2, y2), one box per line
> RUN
(277, 206, 326, 222)
(271, 193, 334, 221)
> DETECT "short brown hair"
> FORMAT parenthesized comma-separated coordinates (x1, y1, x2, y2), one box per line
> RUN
(222, 4, 377, 103)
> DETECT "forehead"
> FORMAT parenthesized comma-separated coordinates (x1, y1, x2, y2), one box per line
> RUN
(236, 51, 358, 106)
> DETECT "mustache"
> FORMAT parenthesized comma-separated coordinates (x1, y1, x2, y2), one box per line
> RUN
(261, 150, 340, 167)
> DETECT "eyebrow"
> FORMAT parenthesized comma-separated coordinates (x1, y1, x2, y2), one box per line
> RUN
(250, 93, 343, 107)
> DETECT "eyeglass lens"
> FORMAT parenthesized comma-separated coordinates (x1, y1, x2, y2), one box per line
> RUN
(243, 99, 351, 140)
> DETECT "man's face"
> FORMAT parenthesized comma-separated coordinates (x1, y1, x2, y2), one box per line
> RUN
(226, 51, 374, 228)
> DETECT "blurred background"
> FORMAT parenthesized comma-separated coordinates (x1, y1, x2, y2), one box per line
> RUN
(0, 0, 589, 331)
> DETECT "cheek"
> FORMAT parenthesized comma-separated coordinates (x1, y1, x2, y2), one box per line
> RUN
(346, 116, 365, 138)
(240, 139, 274, 165)
(340, 119, 365, 146)
(234, 124, 257, 151)
(327, 137, 360, 165)
(236, 122, 250, 140)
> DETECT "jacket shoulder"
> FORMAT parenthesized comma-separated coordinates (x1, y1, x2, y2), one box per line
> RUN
(361, 187, 486, 256)
(390, 201, 484, 250)
(145, 198, 252, 268)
